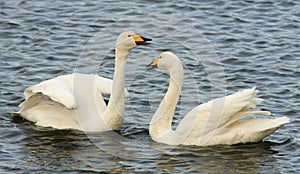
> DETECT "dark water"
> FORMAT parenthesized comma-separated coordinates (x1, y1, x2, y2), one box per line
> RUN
(1, 0, 299, 173)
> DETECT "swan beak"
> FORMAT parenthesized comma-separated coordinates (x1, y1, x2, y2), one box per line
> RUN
(134, 35, 152, 45)
(146, 57, 159, 69)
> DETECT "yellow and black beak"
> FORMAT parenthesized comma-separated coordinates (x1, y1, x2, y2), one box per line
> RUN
(133, 35, 152, 45)
(146, 57, 159, 69)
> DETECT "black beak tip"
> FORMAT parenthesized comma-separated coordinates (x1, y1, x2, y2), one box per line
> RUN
(146, 64, 157, 69)
(136, 36, 152, 45)
(142, 37, 152, 42)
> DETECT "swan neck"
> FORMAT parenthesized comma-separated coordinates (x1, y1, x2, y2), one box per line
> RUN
(150, 64, 184, 139)
(103, 48, 129, 130)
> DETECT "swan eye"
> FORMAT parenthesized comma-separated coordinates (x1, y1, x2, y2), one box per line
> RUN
(128, 35, 131, 37)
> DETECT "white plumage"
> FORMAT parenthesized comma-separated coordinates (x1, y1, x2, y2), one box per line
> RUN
(17, 32, 150, 132)
(147, 51, 290, 146)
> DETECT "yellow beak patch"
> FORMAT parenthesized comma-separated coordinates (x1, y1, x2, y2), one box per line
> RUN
(151, 57, 160, 66)
(133, 35, 144, 42)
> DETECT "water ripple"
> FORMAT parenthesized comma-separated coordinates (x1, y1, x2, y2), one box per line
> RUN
(0, 0, 299, 173)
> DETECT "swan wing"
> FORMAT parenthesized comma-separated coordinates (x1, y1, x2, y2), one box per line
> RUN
(19, 73, 129, 131)
(93, 74, 129, 97)
(175, 87, 290, 145)
(24, 77, 77, 109)
(24, 73, 129, 109)
(55, 73, 129, 97)
(18, 93, 82, 130)
(224, 116, 290, 144)
(176, 87, 267, 136)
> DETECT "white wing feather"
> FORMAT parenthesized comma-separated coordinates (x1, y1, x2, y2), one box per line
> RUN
(23, 73, 129, 110)
(24, 78, 77, 109)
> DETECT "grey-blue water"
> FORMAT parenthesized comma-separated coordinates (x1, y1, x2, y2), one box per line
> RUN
(1, 0, 299, 173)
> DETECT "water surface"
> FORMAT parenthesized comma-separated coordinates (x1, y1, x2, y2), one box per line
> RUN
(0, 0, 299, 173)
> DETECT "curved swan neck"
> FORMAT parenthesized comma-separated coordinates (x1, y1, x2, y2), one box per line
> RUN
(103, 47, 129, 129)
(150, 61, 184, 139)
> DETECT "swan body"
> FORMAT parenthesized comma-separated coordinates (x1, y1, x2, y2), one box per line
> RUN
(17, 32, 151, 132)
(147, 51, 290, 146)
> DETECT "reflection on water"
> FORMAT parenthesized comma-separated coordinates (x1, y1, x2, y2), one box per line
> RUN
(0, 0, 299, 173)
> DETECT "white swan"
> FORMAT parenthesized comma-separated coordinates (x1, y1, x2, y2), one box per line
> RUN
(146, 51, 290, 146)
(16, 31, 151, 132)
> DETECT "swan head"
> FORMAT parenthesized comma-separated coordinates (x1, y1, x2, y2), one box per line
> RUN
(116, 31, 151, 51)
(146, 51, 182, 72)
